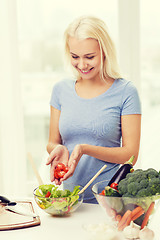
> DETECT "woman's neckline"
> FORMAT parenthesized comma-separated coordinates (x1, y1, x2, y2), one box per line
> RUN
(73, 79, 117, 101)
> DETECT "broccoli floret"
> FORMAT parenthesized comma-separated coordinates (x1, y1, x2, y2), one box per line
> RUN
(118, 168, 160, 198)
(148, 178, 160, 195)
(125, 170, 142, 180)
(128, 182, 141, 196)
(134, 169, 143, 173)
(131, 169, 144, 176)
(118, 179, 128, 194)
(139, 179, 149, 188)
(137, 188, 151, 197)
(126, 172, 133, 179)
(145, 168, 159, 179)
(127, 176, 136, 184)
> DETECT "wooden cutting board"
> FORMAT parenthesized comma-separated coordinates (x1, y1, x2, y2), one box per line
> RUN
(0, 201, 40, 230)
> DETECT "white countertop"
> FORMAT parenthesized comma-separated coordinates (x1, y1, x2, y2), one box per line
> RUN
(0, 201, 160, 240)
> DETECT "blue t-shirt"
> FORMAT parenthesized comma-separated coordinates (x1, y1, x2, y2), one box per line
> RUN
(50, 78, 141, 203)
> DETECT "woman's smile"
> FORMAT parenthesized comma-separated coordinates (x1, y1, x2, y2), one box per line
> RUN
(78, 67, 94, 74)
(68, 37, 101, 81)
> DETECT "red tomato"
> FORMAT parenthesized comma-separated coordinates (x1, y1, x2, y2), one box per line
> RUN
(57, 170, 66, 179)
(45, 191, 51, 198)
(110, 182, 118, 190)
(54, 169, 60, 179)
(64, 167, 69, 173)
(54, 163, 69, 180)
(56, 163, 66, 171)
(100, 190, 105, 195)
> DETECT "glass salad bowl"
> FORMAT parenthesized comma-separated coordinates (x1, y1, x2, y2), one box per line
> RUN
(33, 184, 84, 216)
(92, 180, 160, 231)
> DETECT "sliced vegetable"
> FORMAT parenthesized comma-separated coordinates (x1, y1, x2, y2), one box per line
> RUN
(108, 155, 135, 186)
(56, 170, 66, 179)
(56, 163, 66, 171)
(54, 163, 69, 180)
(39, 184, 56, 195)
(100, 190, 105, 196)
(105, 186, 121, 197)
(45, 191, 51, 198)
(110, 182, 118, 190)
(54, 170, 60, 179)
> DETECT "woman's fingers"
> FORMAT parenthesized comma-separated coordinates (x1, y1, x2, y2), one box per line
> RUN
(61, 145, 82, 182)
(46, 145, 69, 165)
(55, 179, 61, 185)
(60, 160, 76, 182)
(50, 162, 55, 182)
(50, 156, 59, 181)
(46, 151, 56, 165)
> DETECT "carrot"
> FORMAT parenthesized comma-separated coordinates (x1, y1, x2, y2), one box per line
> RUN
(132, 209, 144, 221)
(141, 202, 155, 229)
(131, 206, 145, 221)
(119, 213, 132, 231)
(115, 214, 122, 222)
(118, 210, 132, 230)
(131, 206, 143, 217)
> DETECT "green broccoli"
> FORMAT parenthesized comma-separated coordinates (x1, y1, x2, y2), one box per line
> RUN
(148, 178, 160, 195)
(118, 179, 128, 195)
(128, 182, 141, 196)
(118, 168, 160, 198)
(145, 168, 159, 179)
(117, 168, 160, 211)
(137, 188, 152, 197)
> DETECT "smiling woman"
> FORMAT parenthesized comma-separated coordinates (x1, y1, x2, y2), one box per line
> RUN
(46, 15, 141, 203)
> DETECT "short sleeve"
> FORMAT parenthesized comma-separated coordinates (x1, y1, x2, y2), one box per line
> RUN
(49, 82, 61, 110)
(121, 82, 141, 115)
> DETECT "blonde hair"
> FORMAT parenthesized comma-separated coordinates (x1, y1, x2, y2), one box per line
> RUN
(64, 15, 122, 81)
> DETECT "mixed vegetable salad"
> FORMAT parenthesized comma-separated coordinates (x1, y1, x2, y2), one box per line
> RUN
(34, 184, 81, 215)
(98, 156, 160, 231)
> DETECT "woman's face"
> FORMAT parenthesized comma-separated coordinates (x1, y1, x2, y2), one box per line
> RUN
(68, 37, 102, 81)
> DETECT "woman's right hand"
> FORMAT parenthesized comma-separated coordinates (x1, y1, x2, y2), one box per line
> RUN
(46, 145, 69, 184)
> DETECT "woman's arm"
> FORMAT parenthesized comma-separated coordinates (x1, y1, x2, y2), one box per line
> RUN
(81, 114, 141, 165)
(46, 106, 62, 154)
(46, 106, 69, 183)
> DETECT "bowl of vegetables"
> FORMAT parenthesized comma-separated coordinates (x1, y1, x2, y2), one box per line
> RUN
(33, 184, 84, 216)
(92, 159, 160, 234)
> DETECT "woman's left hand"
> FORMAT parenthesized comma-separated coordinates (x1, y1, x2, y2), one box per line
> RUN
(60, 144, 83, 182)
